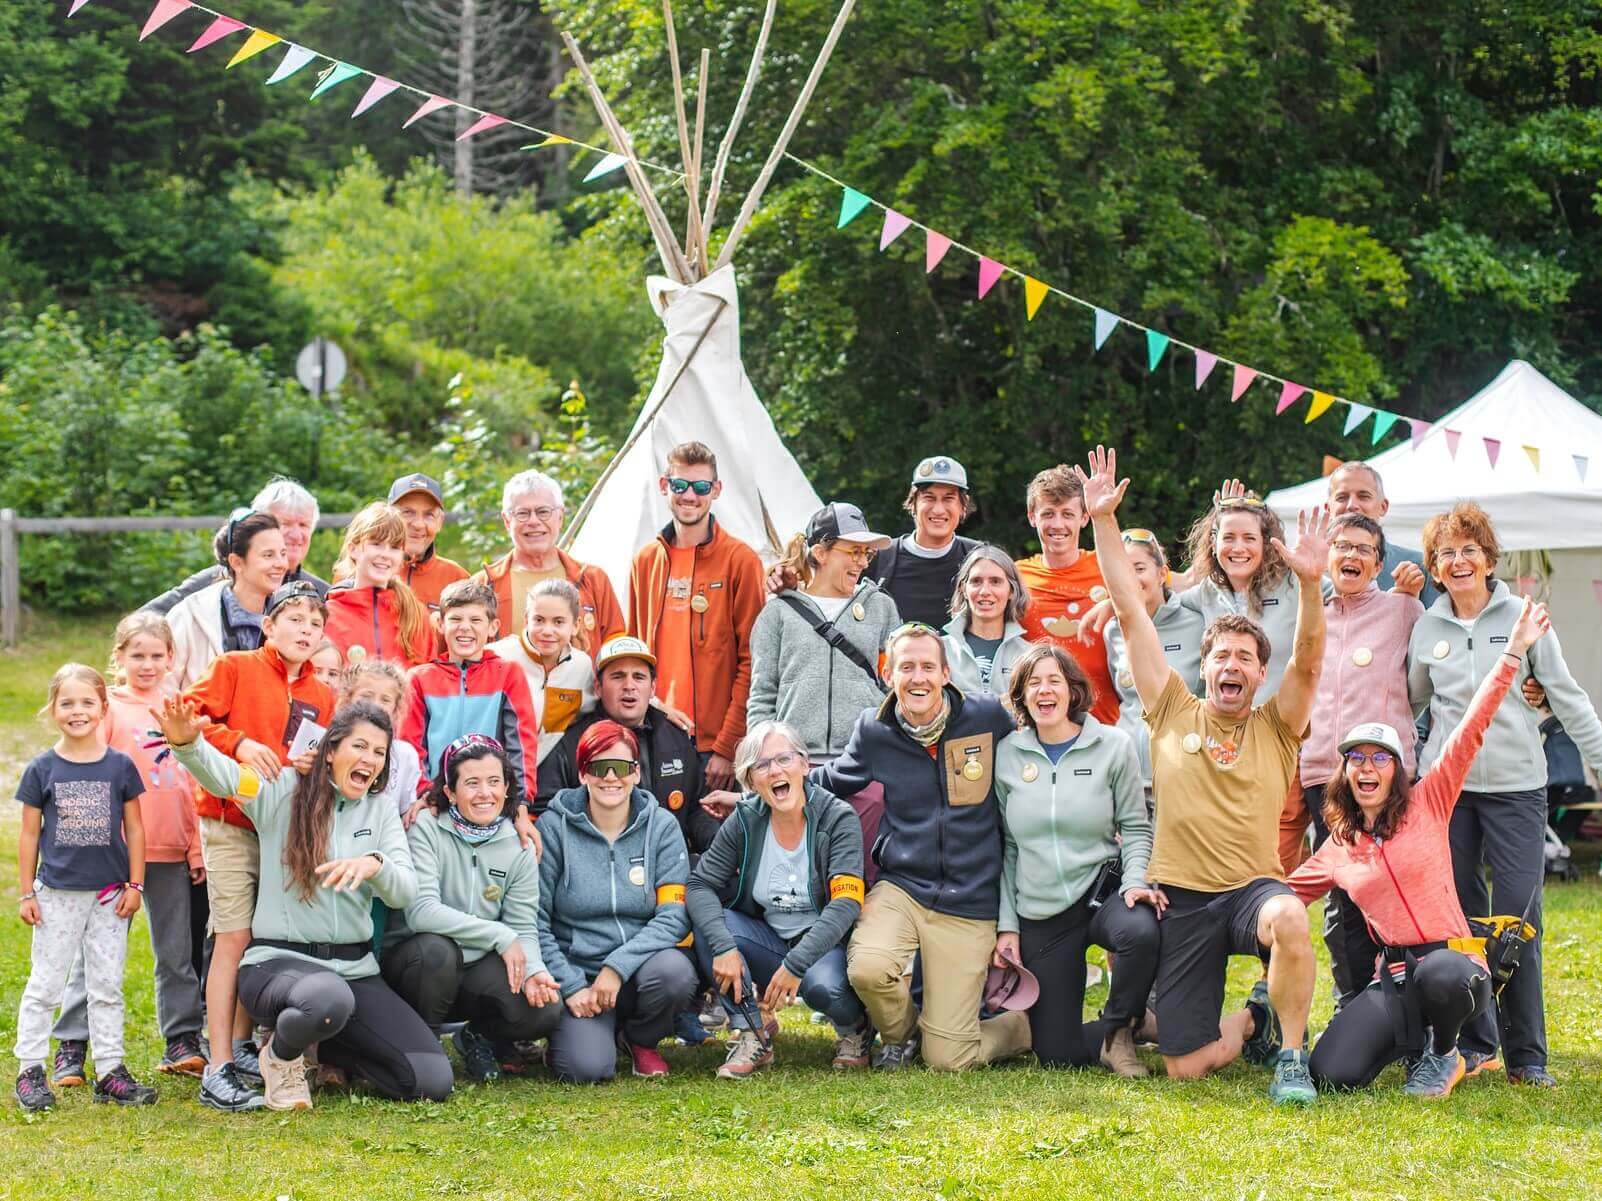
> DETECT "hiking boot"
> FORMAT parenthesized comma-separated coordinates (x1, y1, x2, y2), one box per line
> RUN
(15, 1066, 55, 1112)
(158, 1032, 207, 1077)
(697, 990, 729, 1031)
(1403, 1048, 1465, 1099)
(832, 1024, 874, 1069)
(1099, 1025, 1148, 1078)
(257, 1041, 311, 1111)
(232, 1040, 264, 1088)
(674, 1009, 713, 1046)
(1240, 980, 1283, 1067)
(452, 1023, 501, 1084)
(872, 1032, 920, 1070)
(93, 1065, 157, 1106)
(1133, 1008, 1159, 1048)
(1269, 1048, 1317, 1105)
(52, 1039, 88, 1088)
(627, 1043, 671, 1078)
(1460, 1048, 1501, 1079)
(716, 1029, 775, 1080)
(198, 1062, 266, 1112)
(1509, 1064, 1558, 1088)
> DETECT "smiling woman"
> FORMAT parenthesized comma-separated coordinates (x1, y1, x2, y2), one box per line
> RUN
(325, 503, 434, 667)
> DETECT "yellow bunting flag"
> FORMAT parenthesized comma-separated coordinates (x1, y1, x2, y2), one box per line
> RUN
(1304, 391, 1336, 423)
(1524, 445, 1541, 472)
(1023, 277, 1048, 321)
(226, 29, 281, 68)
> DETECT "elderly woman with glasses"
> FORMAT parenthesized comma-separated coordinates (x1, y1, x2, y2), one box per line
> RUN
(941, 545, 1034, 697)
(1406, 503, 1602, 1089)
(687, 721, 870, 1079)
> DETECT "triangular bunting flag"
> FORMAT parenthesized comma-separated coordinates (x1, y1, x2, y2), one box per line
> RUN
(582, 152, 627, 182)
(1575, 454, 1589, 482)
(1444, 429, 1462, 458)
(139, 0, 192, 40)
(226, 29, 281, 68)
(1275, 382, 1307, 415)
(69, 0, 94, 15)
(1146, 331, 1170, 373)
(925, 231, 952, 273)
(1304, 392, 1336, 423)
(879, 210, 912, 251)
(1370, 411, 1400, 443)
(1194, 350, 1218, 389)
(1230, 365, 1258, 402)
(1343, 403, 1373, 435)
(310, 62, 363, 100)
(1093, 308, 1119, 351)
(456, 114, 508, 141)
(352, 77, 401, 117)
(1593, 580, 1602, 606)
(1023, 277, 1048, 321)
(977, 258, 1005, 299)
(837, 187, 871, 229)
(1484, 437, 1501, 468)
(403, 95, 453, 127)
(1523, 445, 1541, 472)
(521, 134, 574, 149)
(188, 15, 245, 52)
(1408, 418, 1431, 449)
(266, 45, 318, 84)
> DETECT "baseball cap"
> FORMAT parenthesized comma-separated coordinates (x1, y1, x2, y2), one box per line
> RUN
(804, 502, 891, 550)
(911, 455, 969, 491)
(1338, 721, 1405, 760)
(983, 942, 1040, 1013)
(265, 579, 324, 617)
(595, 635, 658, 674)
(387, 472, 444, 507)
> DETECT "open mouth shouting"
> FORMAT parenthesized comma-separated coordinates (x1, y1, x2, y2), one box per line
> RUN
(769, 777, 793, 802)
(1353, 770, 1382, 798)
(1215, 675, 1246, 704)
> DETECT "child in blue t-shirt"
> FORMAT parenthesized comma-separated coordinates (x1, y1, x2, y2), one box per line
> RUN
(13, 664, 155, 1112)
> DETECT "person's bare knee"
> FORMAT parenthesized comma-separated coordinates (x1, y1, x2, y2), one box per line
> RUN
(1258, 896, 1309, 951)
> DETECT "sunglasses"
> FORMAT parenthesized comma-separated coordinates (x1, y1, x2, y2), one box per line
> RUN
(1344, 750, 1394, 768)
(586, 758, 638, 780)
(667, 477, 716, 496)
(1217, 495, 1267, 509)
(225, 506, 259, 550)
(889, 621, 941, 641)
(1123, 529, 1159, 544)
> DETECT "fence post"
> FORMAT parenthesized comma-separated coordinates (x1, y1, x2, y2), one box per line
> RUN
(1, 509, 18, 648)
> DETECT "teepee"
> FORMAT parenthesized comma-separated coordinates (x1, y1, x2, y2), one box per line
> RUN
(559, 0, 855, 600)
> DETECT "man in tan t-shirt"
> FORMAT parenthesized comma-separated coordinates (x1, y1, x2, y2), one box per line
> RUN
(1078, 446, 1329, 1105)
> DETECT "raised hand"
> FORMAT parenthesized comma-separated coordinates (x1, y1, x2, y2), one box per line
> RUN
(1390, 559, 1426, 598)
(1073, 445, 1130, 519)
(1508, 598, 1552, 656)
(147, 695, 210, 748)
(1213, 478, 1247, 506)
(1271, 506, 1331, 583)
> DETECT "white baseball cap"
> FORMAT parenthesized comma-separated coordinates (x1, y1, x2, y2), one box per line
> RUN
(595, 635, 657, 673)
(912, 455, 969, 490)
(1338, 721, 1405, 760)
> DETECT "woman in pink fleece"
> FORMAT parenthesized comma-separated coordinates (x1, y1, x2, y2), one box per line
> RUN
(1290, 597, 1550, 1100)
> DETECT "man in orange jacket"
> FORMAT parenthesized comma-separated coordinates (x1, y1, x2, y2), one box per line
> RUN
(387, 473, 469, 611)
(628, 441, 765, 792)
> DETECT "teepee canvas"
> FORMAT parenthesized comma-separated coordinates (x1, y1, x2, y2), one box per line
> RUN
(558, 0, 854, 601)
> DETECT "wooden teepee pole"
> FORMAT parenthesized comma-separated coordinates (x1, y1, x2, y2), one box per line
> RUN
(701, 0, 775, 245)
(689, 48, 709, 265)
(662, 1, 707, 275)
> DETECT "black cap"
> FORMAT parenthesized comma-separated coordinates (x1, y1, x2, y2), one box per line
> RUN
(266, 579, 323, 617)
(387, 472, 443, 506)
(804, 503, 892, 549)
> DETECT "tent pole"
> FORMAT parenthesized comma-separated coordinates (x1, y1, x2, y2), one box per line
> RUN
(702, 0, 776, 244)
(662, 1, 707, 275)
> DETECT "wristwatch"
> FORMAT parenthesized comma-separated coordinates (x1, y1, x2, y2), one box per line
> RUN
(367, 852, 385, 867)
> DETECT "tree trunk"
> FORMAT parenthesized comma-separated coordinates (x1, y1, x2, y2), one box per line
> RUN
(454, 0, 478, 197)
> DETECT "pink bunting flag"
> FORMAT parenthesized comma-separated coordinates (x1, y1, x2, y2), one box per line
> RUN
(925, 230, 953, 274)
(1230, 365, 1258, 402)
(1275, 382, 1307, 415)
(1409, 418, 1430, 449)
(69, 0, 94, 15)
(404, 95, 453, 128)
(456, 114, 507, 141)
(1194, 350, 1218, 390)
(977, 257, 1005, 299)
(1593, 580, 1602, 606)
(1444, 429, 1462, 459)
(1484, 436, 1501, 468)
(879, 210, 912, 251)
(188, 15, 245, 52)
(352, 77, 401, 118)
(140, 0, 192, 40)
(1514, 575, 1539, 597)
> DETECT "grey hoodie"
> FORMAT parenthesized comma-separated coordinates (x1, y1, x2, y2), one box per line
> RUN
(1105, 595, 1205, 786)
(534, 786, 690, 997)
(747, 581, 901, 759)
(942, 613, 1032, 698)
(1410, 578, 1602, 792)
(1178, 574, 1301, 699)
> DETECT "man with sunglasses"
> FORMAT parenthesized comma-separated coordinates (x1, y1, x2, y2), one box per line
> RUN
(628, 442, 766, 793)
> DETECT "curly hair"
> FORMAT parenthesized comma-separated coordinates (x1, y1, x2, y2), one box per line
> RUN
(1183, 498, 1288, 615)
(1421, 502, 1501, 585)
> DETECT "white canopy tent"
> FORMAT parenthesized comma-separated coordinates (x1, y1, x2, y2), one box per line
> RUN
(1267, 359, 1602, 691)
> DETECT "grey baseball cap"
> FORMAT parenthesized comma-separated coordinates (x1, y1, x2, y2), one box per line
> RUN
(805, 502, 891, 550)
(911, 455, 969, 491)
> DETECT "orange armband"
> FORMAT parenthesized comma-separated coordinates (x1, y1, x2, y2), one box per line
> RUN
(655, 883, 685, 907)
(828, 875, 865, 904)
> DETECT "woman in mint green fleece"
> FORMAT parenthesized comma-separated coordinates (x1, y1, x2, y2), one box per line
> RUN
(156, 697, 451, 1110)
(993, 646, 1159, 1076)
(381, 734, 562, 1082)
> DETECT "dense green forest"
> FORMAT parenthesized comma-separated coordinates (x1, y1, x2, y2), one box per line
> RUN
(3, 0, 1599, 608)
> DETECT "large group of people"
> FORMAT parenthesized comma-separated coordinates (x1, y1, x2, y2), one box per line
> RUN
(13, 439, 1601, 1115)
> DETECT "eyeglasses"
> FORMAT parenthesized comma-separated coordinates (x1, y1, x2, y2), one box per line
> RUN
(1331, 540, 1378, 560)
(1344, 750, 1394, 768)
(1433, 545, 1484, 565)
(834, 544, 874, 564)
(509, 506, 560, 525)
(666, 477, 716, 496)
(585, 758, 638, 780)
(753, 751, 803, 776)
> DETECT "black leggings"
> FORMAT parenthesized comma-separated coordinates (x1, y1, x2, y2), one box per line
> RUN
(1309, 949, 1491, 1090)
(1019, 893, 1160, 1068)
(237, 957, 453, 1102)
(382, 932, 561, 1043)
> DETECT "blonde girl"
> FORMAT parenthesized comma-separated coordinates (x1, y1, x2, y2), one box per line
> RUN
(309, 639, 344, 690)
(325, 503, 434, 666)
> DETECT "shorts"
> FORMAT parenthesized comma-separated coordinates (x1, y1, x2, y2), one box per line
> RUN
(1153, 877, 1294, 1057)
(199, 817, 260, 934)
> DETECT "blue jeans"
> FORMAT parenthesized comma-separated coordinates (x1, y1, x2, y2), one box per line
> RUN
(695, 908, 866, 1035)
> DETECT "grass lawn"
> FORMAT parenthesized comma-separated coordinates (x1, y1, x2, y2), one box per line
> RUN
(1, 610, 1600, 1199)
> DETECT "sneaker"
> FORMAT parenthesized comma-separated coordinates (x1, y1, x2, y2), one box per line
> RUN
(872, 1031, 920, 1070)
(832, 1024, 874, 1070)
(1269, 1048, 1318, 1105)
(93, 1064, 157, 1106)
(1509, 1064, 1558, 1088)
(716, 1029, 775, 1080)
(452, 1023, 501, 1084)
(1461, 1049, 1502, 1079)
(1240, 980, 1283, 1067)
(198, 1062, 267, 1112)
(158, 1032, 207, 1077)
(257, 1042, 312, 1111)
(52, 1039, 88, 1088)
(1099, 1025, 1149, 1078)
(674, 1009, 713, 1046)
(232, 1040, 264, 1088)
(15, 1066, 55, 1112)
(627, 1043, 671, 1078)
(1403, 1048, 1465, 1099)
(697, 990, 729, 1031)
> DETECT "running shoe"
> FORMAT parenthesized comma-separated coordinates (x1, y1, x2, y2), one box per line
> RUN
(1460, 1049, 1502, 1079)
(93, 1065, 157, 1106)
(198, 1062, 267, 1112)
(716, 1029, 774, 1080)
(1268, 1048, 1317, 1105)
(832, 1024, 874, 1070)
(1509, 1064, 1558, 1088)
(674, 1009, 713, 1046)
(697, 990, 729, 1031)
(158, 1032, 207, 1077)
(232, 1040, 264, 1088)
(15, 1066, 55, 1112)
(453, 1023, 502, 1084)
(52, 1039, 87, 1088)
(1099, 1025, 1149, 1078)
(257, 1042, 311, 1111)
(1403, 1048, 1464, 1099)
(872, 1032, 920, 1070)
(1240, 980, 1283, 1067)
(627, 1044, 671, 1078)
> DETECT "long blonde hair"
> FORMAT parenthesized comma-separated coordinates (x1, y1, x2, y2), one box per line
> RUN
(335, 502, 429, 662)
(107, 611, 175, 685)
(777, 533, 817, 589)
